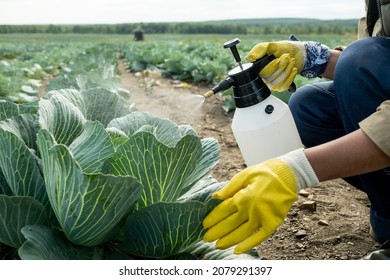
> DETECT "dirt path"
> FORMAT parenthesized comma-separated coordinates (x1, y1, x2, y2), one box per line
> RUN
(118, 62, 380, 260)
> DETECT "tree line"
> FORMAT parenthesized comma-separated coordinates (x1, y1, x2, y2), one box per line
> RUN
(0, 19, 358, 35)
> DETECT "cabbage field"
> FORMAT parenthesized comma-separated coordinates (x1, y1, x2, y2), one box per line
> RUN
(0, 33, 356, 260)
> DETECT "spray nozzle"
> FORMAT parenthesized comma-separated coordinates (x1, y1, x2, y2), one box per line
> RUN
(203, 77, 234, 98)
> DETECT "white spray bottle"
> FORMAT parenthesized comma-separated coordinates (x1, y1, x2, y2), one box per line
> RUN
(204, 38, 303, 166)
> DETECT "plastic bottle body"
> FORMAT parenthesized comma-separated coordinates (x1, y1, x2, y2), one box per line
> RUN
(231, 95, 303, 166)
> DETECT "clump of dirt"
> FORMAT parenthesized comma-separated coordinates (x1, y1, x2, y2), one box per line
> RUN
(119, 64, 381, 260)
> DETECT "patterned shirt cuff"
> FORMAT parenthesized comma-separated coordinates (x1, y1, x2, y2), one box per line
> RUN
(300, 41, 331, 78)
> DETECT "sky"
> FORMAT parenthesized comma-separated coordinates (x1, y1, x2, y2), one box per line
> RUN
(0, 0, 366, 25)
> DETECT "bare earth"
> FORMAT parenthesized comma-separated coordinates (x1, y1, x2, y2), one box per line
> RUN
(119, 62, 381, 260)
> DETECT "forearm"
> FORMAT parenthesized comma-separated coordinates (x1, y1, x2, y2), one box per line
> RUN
(320, 49, 342, 80)
(304, 129, 390, 182)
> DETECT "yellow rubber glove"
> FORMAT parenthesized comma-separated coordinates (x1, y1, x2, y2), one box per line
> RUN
(247, 41, 306, 92)
(247, 39, 330, 92)
(203, 149, 319, 254)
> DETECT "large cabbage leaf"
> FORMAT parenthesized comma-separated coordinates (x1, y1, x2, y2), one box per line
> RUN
(0, 195, 48, 248)
(39, 89, 86, 146)
(18, 225, 102, 260)
(38, 88, 131, 145)
(68, 121, 114, 174)
(0, 101, 37, 121)
(119, 177, 222, 258)
(37, 129, 143, 246)
(121, 201, 210, 258)
(107, 112, 193, 147)
(0, 116, 47, 206)
(81, 87, 131, 127)
(0, 101, 43, 202)
(0, 114, 38, 150)
(104, 112, 220, 208)
(0, 101, 19, 121)
(107, 113, 220, 191)
(104, 131, 202, 207)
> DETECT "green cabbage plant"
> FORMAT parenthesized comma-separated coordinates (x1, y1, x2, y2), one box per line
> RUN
(0, 88, 259, 260)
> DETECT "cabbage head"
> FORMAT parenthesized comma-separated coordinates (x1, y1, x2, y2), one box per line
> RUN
(0, 88, 260, 260)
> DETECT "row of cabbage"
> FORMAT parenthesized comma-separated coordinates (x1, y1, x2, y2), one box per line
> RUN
(0, 43, 86, 102)
(120, 40, 241, 84)
(120, 34, 355, 85)
(0, 42, 126, 102)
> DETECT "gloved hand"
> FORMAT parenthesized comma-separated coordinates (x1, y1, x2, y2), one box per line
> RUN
(203, 149, 319, 254)
(247, 38, 330, 92)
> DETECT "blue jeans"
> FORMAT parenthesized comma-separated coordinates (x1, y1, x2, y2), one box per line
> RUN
(289, 37, 390, 242)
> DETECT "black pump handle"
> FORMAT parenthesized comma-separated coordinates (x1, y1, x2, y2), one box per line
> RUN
(224, 38, 242, 64)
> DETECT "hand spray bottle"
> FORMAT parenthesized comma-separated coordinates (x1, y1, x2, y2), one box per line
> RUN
(204, 38, 303, 166)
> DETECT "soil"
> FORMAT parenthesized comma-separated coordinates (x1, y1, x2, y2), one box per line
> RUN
(118, 62, 381, 260)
